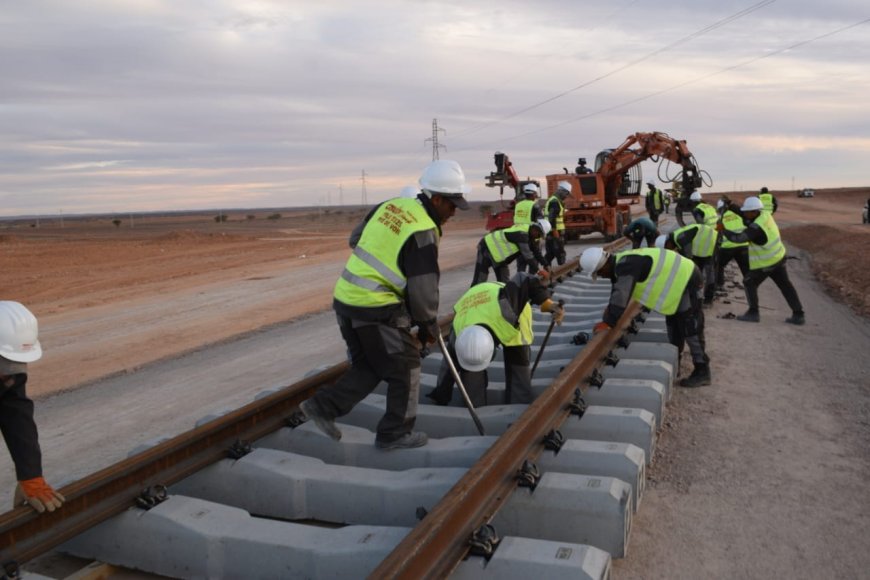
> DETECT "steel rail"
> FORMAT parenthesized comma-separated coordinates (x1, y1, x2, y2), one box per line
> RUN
(368, 302, 641, 579)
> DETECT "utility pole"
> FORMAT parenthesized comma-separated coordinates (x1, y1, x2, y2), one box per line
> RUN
(339, 183, 344, 206)
(360, 170, 368, 205)
(424, 118, 446, 160)
(791, 176, 795, 192)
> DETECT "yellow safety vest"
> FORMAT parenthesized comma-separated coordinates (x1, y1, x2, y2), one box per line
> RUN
(616, 248, 695, 315)
(452, 282, 533, 347)
(695, 203, 718, 226)
(546, 196, 565, 232)
(720, 210, 749, 249)
(673, 224, 716, 258)
(759, 193, 774, 213)
(334, 198, 438, 308)
(513, 199, 535, 225)
(484, 224, 529, 264)
(748, 212, 786, 270)
(651, 189, 663, 211)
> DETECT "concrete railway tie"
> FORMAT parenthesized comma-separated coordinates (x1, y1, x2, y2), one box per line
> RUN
(8, 267, 678, 580)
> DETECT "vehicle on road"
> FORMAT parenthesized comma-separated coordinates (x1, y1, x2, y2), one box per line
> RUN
(798, 188, 815, 198)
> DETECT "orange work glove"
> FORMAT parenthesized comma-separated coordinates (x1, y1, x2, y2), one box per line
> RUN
(552, 230, 561, 239)
(715, 221, 725, 232)
(537, 268, 550, 281)
(541, 299, 565, 325)
(593, 322, 611, 334)
(14, 477, 65, 513)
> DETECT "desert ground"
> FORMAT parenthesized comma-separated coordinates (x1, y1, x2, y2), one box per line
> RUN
(2, 188, 869, 578)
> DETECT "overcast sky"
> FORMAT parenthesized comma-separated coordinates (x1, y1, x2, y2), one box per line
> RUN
(1, 0, 868, 216)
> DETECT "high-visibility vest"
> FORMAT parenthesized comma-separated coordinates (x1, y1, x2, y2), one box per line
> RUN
(651, 189, 663, 211)
(452, 282, 532, 347)
(748, 212, 786, 270)
(616, 248, 695, 315)
(514, 199, 535, 225)
(484, 224, 529, 264)
(546, 196, 565, 232)
(334, 198, 437, 308)
(759, 193, 774, 213)
(720, 210, 749, 249)
(672, 223, 716, 258)
(695, 203, 718, 226)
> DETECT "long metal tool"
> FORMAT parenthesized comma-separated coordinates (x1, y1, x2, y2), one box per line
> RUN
(436, 332, 485, 436)
(531, 299, 563, 378)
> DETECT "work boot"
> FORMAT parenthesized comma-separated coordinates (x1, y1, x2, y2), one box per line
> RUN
(375, 431, 428, 450)
(736, 309, 760, 322)
(785, 312, 806, 325)
(425, 390, 450, 406)
(679, 364, 711, 388)
(299, 399, 342, 441)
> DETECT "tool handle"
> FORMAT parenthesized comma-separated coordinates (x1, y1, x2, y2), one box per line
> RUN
(436, 333, 486, 436)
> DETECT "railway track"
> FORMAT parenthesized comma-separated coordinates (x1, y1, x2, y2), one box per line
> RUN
(1, 238, 680, 580)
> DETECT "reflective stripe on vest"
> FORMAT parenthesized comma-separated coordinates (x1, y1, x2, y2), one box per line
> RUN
(514, 200, 534, 225)
(720, 210, 749, 249)
(759, 193, 774, 213)
(333, 198, 437, 308)
(674, 224, 716, 258)
(616, 248, 694, 315)
(748, 212, 786, 270)
(696, 203, 718, 226)
(547, 196, 565, 231)
(484, 224, 527, 264)
(452, 282, 532, 346)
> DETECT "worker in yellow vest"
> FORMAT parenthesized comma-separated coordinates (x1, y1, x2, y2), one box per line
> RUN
(300, 160, 470, 450)
(544, 181, 571, 267)
(758, 186, 778, 213)
(645, 182, 664, 222)
(656, 222, 718, 304)
(514, 183, 544, 274)
(580, 247, 711, 388)
(427, 273, 562, 406)
(689, 191, 719, 226)
(472, 219, 550, 286)
(715, 199, 749, 287)
(718, 196, 804, 324)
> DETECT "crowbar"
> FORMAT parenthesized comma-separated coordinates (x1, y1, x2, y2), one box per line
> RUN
(436, 332, 486, 436)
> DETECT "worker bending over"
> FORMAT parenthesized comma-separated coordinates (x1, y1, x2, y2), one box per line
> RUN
(656, 222, 718, 305)
(1, 301, 65, 512)
(716, 199, 749, 287)
(471, 219, 550, 286)
(427, 273, 563, 406)
(718, 196, 805, 325)
(544, 181, 571, 267)
(300, 160, 469, 450)
(623, 216, 659, 249)
(580, 247, 711, 388)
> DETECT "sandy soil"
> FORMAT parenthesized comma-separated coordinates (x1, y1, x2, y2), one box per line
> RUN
(2, 190, 869, 577)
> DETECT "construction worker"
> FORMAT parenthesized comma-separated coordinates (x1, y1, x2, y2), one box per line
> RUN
(657, 222, 718, 304)
(544, 181, 571, 267)
(471, 219, 550, 286)
(718, 196, 805, 324)
(580, 247, 711, 388)
(514, 183, 544, 274)
(645, 182, 664, 222)
(300, 160, 470, 450)
(623, 216, 659, 249)
(690, 192, 719, 226)
(663, 190, 672, 214)
(426, 273, 563, 406)
(715, 199, 749, 288)
(758, 186, 778, 214)
(575, 158, 593, 174)
(1, 301, 65, 512)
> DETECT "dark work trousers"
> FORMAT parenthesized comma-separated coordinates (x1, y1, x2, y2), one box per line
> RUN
(665, 284, 708, 367)
(310, 314, 421, 444)
(630, 233, 657, 249)
(717, 246, 749, 287)
(0, 374, 43, 481)
(743, 258, 804, 315)
(544, 233, 566, 267)
(471, 241, 511, 287)
(515, 239, 540, 275)
(430, 332, 533, 406)
(692, 256, 716, 302)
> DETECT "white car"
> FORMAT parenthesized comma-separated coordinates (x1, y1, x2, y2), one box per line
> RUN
(798, 188, 815, 198)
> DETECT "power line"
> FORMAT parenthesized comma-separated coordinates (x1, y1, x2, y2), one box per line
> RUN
(450, 0, 777, 141)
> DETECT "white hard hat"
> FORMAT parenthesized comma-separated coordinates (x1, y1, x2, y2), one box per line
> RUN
(579, 247, 610, 280)
(455, 325, 495, 373)
(533, 218, 552, 236)
(741, 196, 764, 212)
(716, 200, 725, 210)
(419, 160, 471, 195)
(689, 192, 702, 202)
(0, 301, 43, 363)
(557, 180, 572, 194)
(522, 183, 539, 196)
(400, 185, 420, 198)
(654, 234, 668, 249)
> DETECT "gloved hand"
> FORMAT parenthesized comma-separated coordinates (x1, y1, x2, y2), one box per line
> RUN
(537, 268, 550, 281)
(541, 299, 565, 326)
(593, 322, 611, 334)
(15, 477, 65, 513)
(551, 229, 560, 239)
(416, 321, 440, 346)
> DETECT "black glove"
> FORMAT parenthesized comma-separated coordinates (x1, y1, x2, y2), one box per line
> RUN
(416, 321, 440, 346)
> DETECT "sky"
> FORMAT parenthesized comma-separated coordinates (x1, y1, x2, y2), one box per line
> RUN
(1, 0, 869, 216)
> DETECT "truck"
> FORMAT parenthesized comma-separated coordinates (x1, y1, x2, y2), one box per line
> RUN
(484, 131, 706, 238)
